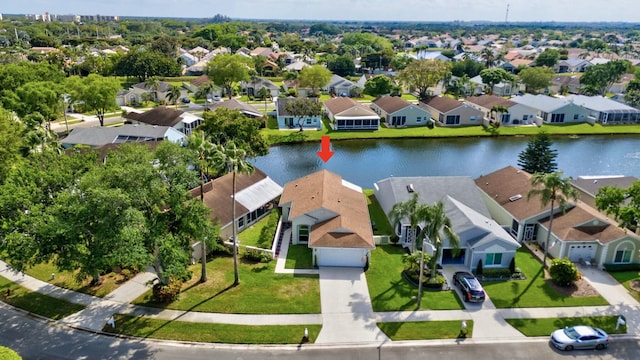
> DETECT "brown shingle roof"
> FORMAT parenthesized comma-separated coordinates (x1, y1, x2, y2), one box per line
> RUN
(475, 166, 550, 221)
(123, 106, 185, 127)
(191, 169, 268, 227)
(372, 96, 412, 114)
(423, 96, 465, 113)
(466, 95, 516, 109)
(324, 97, 377, 116)
(279, 170, 374, 248)
(190, 74, 211, 87)
(539, 203, 626, 244)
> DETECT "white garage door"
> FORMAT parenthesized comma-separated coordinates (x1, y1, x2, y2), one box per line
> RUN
(568, 244, 596, 262)
(317, 248, 366, 267)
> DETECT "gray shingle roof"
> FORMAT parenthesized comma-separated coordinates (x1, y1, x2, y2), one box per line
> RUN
(61, 124, 178, 147)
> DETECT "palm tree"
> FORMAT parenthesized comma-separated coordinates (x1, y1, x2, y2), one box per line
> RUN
(527, 172, 578, 270)
(187, 130, 215, 283)
(490, 105, 510, 126)
(195, 82, 218, 110)
(145, 76, 160, 102)
(256, 86, 271, 114)
(166, 85, 182, 108)
(388, 193, 429, 254)
(418, 201, 460, 281)
(481, 48, 496, 68)
(211, 141, 255, 286)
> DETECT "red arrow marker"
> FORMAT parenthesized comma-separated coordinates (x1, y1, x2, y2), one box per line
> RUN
(316, 136, 335, 163)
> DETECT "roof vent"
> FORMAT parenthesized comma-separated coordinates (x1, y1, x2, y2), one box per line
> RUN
(407, 184, 415, 193)
(509, 194, 523, 202)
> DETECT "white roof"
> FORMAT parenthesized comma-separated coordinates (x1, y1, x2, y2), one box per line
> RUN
(235, 177, 283, 212)
(565, 95, 640, 112)
(510, 94, 568, 112)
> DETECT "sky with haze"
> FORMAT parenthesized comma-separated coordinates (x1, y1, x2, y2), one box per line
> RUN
(1, 0, 638, 22)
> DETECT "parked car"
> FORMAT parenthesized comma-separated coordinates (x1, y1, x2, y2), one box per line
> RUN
(550, 325, 609, 351)
(453, 271, 485, 302)
(181, 97, 191, 104)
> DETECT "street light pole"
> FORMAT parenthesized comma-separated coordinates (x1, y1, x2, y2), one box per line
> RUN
(417, 238, 426, 308)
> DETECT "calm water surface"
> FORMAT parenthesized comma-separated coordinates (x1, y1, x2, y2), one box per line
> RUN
(253, 136, 640, 188)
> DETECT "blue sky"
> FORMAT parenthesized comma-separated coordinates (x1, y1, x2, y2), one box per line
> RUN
(2, 0, 637, 22)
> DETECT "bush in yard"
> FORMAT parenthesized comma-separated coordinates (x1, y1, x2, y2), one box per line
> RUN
(243, 248, 272, 263)
(549, 258, 579, 287)
(425, 274, 446, 289)
(0, 346, 21, 360)
(152, 279, 182, 303)
(475, 259, 483, 275)
(257, 211, 279, 248)
(482, 268, 512, 278)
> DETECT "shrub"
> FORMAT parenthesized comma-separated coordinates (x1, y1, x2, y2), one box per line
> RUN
(549, 258, 579, 287)
(482, 268, 512, 278)
(425, 274, 446, 289)
(257, 211, 279, 248)
(243, 248, 272, 263)
(121, 268, 133, 281)
(0, 346, 21, 360)
(603, 263, 640, 272)
(426, 119, 435, 129)
(475, 259, 483, 275)
(390, 234, 400, 244)
(151, 279, 182, 303)
(509, 257, 516, 274)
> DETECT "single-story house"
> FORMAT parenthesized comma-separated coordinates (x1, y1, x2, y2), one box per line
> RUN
(500, 59, 534, 73)
(370, 95, 431, 127)
(475, 166, 640, 268)
(564, 95, 640, 124)
(374, 176, 520, 271)
(465, 95, 538, 126)
(191, 168, 283, 242)
(123, 106, 203, 135)
(116, 80, 183, 106)
(241, 78, 280, 98)
(469, 75, 522, 97)
(61, 124, 185, 149)
(275, 97, 322, 130)
(420, 96, 484, 126)
(414, 50, 451, 62)
(324, 97, 380, 130)
(207, 98, 263, 118)
(182, 75, 223, 98)
(509, 94, 592, 124)
(570, 175, 638, 210)
(279, 170, 375, 268)
(326, 74, 360, 97)
(548, 75, 582, 94)
(555, 57, 592, 73)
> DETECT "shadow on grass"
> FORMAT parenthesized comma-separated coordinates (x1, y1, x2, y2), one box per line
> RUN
(511, 267, 543, 306)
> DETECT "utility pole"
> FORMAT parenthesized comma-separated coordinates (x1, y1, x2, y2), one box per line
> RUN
(505, 3, 510, 23)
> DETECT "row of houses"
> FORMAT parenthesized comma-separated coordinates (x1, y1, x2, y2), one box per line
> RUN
(194, 165, 640, 272)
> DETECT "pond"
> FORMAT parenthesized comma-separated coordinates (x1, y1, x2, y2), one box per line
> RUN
(253, 135, 640, 188)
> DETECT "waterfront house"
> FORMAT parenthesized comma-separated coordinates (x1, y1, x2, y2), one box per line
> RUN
(123, 106, 203, 135)
(564, 95, 640, 124)
(421, 96, 484, 126)
(324, 97, 380, 130)
(370, 95, 431, 127)
(276, 97, 322, 130)
(465, 95, 537, 126)
(509, 94, 592, 124)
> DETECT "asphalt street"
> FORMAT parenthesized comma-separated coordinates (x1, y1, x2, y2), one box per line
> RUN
(1, 305, 638, 360)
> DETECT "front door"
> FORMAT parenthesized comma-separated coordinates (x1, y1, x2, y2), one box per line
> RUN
(523, 224, 536, 242)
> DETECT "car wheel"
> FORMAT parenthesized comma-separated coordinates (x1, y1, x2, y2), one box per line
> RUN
(565, 345, 573, 351)
(595, 344, 605, 350)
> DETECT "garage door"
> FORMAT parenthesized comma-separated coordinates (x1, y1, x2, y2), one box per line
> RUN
(317, 248, 366, 267)
(568, 244, 596, 262)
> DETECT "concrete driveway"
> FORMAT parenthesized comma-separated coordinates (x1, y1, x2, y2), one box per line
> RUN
(315, 267, 389, 344)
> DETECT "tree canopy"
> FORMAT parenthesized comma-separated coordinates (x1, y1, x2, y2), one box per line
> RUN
(535, 49, 560, 67)
(363, 75, 400, 97)
(284, 97, 323, 130)
(297, 65, 332, 97)
(517, 131, 558, 174)
(199, 108, 269, 158)
(207, 54, 252, 99)
(66, 74, 121, 126)
(518, 66, 555, 94)
(114, 48, 181, 82)
(398, 59, 451, 100)
(596, 181, 640, 231)
(479, 68, 514, 95)
(580, 59, 631, 96)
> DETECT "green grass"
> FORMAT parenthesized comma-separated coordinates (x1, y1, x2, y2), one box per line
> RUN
(285, 245, 313, 269)
(609, 271, 640, 302)
(237, 212, 277, 249)
(133, 255, 320, 314)
(0, 275, 85, 320)
(482, 248, 608, 308)
(364, 189, 393, 236)
(23, 261, 125, 298)
(378, 320, 473, 340)
(263, 122, 640, 145)
(366, 245, 464, 311)
(505, 316, 627, 337)
(103, 314, 321, 344)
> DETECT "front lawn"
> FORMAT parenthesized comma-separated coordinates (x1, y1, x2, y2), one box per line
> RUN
(608, 271, 640, 302)
(24, 261, 125, 298)
(366, 245, 464, 311)
(378, 320, 473, 340)
(363, 189, 393, 236)
(505, 316, 626, 337)
(238, 210, 280, 249)
(104, 314, 321, 344)
(285, 245, 313, 269)
(0, 275, 85, 319)
(133, 255, 320, 314)
(482, 248, 608, 308)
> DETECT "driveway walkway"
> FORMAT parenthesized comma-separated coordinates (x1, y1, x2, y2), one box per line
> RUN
(315, 267, 389, 344)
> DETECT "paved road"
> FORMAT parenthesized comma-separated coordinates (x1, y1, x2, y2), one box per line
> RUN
(1, 305, 639, 360)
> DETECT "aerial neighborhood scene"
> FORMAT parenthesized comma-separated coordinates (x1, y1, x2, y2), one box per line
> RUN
(3, 1, 640, 359)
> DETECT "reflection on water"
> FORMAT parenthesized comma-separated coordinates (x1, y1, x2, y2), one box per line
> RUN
(253, 136, 640, 187)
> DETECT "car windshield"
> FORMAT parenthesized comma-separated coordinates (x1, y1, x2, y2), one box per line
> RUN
(466, 277, 481, 289)
(564, 327, 580, 340)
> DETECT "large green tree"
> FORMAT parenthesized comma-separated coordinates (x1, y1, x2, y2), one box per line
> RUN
(3, 81, 64, 122)
(207, 54, 252, 99)
(528, 172, 578, 270)
(517, 131, 558, 174)
(326, 54, 356, 77)
(297, 65, 332, 97)
(596, 181, 640, 231)
(199, 107, 269, 158)
(479, 68, 514, 95)
(363, 75, 400, 97)
(114, 49, 181, 82)
(518, 66, 555, 94)
(66, 74, 121, 126)
(284, 97, 323, 131)
(535, 49, 560, 67)
(0, 107, 24, 183)
(388, 193, 428, 254)
(580, 59, 631, 96)
(398, 60, 452, 100)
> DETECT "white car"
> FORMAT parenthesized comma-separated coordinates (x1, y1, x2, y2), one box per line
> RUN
(550, 325, 609, 351)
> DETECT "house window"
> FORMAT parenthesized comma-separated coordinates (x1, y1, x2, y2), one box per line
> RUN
(470, 116, 476, 121)
(573, 114, 579, 120)
(485, 253, 503, 266)
(417, 116, 422, 123)
(306, 118, 312, 124)
(523, 115, 529, 121)
(550, 113, 565, 123)
(238, 217, 245, 229)
(615, 249, 632, 263)
(511, 219, 519, 237)
(298, 225, 310, 243)
(445, 115, 460, 125)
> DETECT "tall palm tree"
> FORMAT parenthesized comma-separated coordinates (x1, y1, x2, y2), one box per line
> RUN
(211, 141, 255, 286)
(490, 105, 510, 125)
(166, 85, 182, 108)
(481, 48, 496, 68)
(256, 86, 271, 114)
(195, 82, 218, 110)
(187, 130, 215, 283)
(145, 76, 160, 102)
(388, 193, 429, 253)
(418, 201, 460, 280)
(527, 172, 578, 270)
